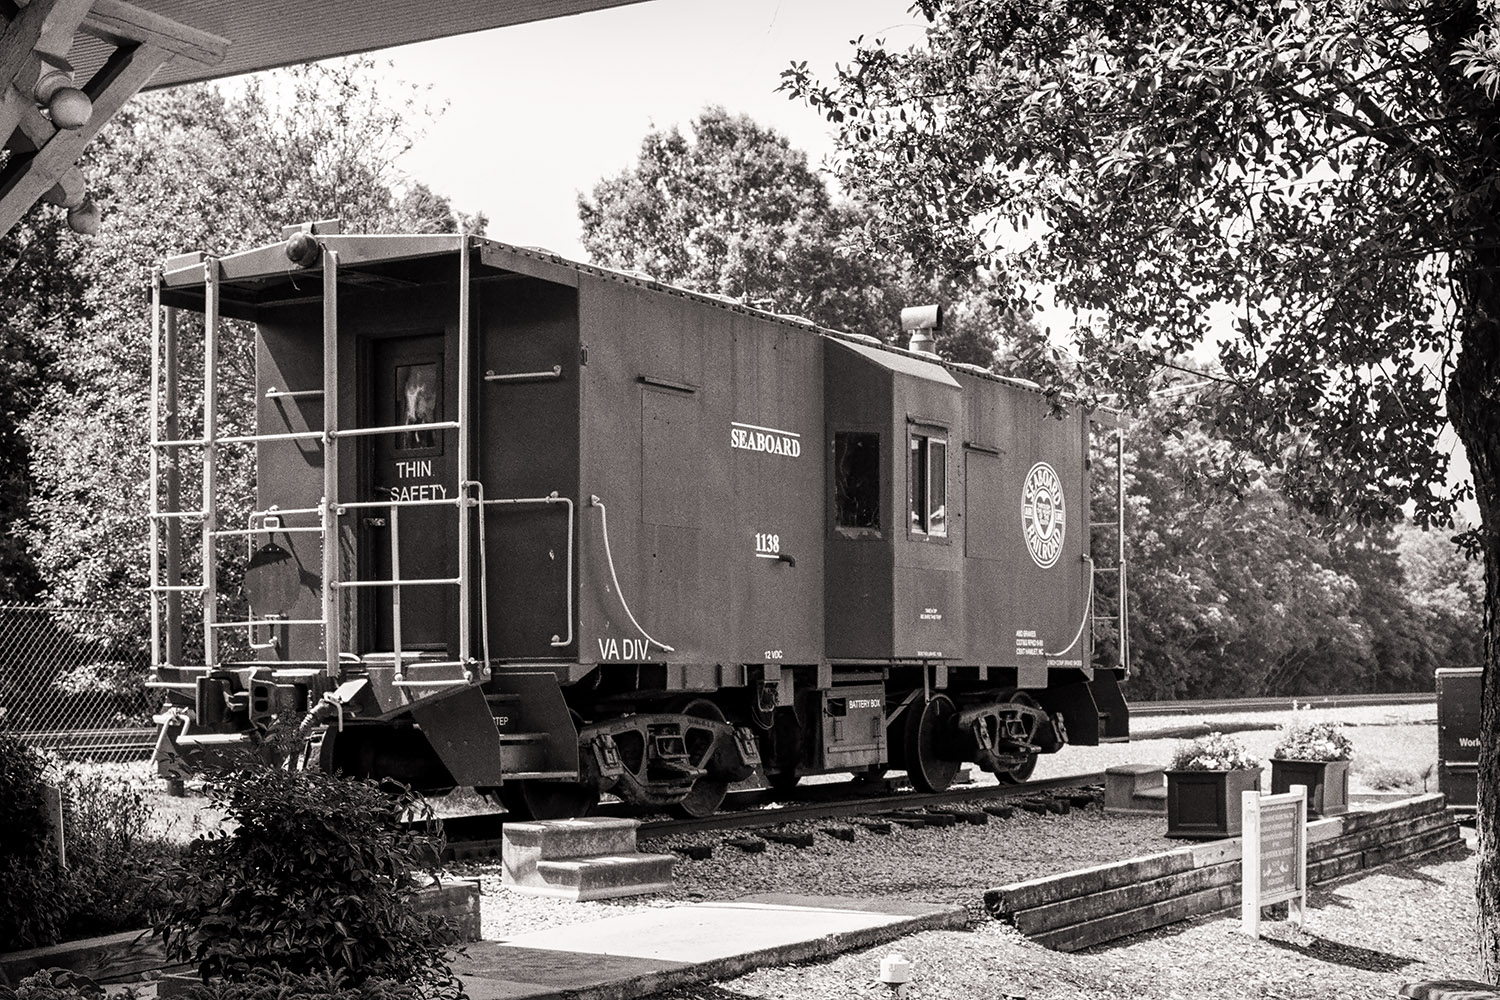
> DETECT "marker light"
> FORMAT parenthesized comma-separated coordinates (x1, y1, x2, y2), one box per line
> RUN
(285, 231, 322, 268)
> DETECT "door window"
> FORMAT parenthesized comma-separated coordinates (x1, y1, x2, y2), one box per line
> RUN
(393, 361, 442, 454)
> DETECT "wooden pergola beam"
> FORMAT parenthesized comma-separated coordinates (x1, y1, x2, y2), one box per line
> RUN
(0, 0, 220, 236)
(0, 37, 170, 234)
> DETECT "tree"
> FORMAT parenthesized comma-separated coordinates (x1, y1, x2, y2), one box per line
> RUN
(578, 105, 1012, 360)
(0, 212, 81, 600)
(784, 1, 1500, 966)
(14, 58, 474, 653)
(1115, 402, 1476, 699)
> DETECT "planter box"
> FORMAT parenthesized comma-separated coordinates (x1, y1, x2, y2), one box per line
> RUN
(1165, 768, 1261, 839)
(1271, 758, 1351, 817)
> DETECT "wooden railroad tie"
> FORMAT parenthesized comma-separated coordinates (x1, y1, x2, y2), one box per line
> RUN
(763, 830, 816, 849)
(946, 809, 989, 825)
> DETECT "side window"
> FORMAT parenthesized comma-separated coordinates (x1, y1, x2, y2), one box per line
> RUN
(834, 431, 881, 535)
(909, 431, 948, 537)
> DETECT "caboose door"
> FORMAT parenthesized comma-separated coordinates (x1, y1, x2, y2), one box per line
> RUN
(365, 333, 459, 654)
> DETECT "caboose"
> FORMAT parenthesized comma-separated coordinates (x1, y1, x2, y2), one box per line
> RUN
(146, 223, 1129, 818)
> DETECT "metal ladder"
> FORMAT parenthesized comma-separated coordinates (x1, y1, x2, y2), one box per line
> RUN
(145, 237, 487, 695)
(1089, 422, 1130, 677)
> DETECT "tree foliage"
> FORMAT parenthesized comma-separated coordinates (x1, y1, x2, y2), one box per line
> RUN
(784, 0, 1500, 967)
(1118, 404, 1481, 700)
(8, 59, 477, 650)
(577, 105, 1017, 362)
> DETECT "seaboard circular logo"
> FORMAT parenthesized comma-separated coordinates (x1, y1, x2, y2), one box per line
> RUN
(1022, 462, 1065, 569)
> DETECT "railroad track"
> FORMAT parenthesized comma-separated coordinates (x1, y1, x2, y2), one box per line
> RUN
(431, 770, 1106, 860)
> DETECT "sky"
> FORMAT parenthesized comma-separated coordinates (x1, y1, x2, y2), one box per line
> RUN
(380, 0, 926, 260)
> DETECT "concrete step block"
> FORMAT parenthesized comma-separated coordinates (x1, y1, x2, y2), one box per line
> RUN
(505, 852, 676, 901)
(1105, 764, 1167, 815)
(502, 816, 641, 866)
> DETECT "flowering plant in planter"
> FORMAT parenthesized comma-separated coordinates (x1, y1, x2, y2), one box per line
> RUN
(1273, 719, 1354, 762)
(1168, 731, 1260, 772)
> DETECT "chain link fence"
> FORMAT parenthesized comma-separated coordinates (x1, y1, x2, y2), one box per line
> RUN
(0, 602, 156, 761)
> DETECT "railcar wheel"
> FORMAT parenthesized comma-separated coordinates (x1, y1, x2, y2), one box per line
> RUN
(997, 691, 1043, 784)
(498, 780, 601, 821)
(671, 698, 730, 819)
(904, 694, 961, 793)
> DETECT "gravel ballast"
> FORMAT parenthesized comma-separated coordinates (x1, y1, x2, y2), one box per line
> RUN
(460, 703, 1472, 998)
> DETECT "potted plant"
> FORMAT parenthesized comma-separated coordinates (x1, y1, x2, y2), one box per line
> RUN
(1166, 732, 1261, 839)
(1270, 717, 1354, 817)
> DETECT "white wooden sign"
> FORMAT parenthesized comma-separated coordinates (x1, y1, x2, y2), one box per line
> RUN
(1241, 784, 1307, 937)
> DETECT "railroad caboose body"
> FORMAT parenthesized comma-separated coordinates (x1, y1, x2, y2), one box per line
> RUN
(147, 226, 1128, 817)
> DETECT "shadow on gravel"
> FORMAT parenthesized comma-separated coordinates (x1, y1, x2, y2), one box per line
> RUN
(1305, 891, 1357, 912)
(1265, 935, 1415, 973)
(1375, 849, 1471, 884)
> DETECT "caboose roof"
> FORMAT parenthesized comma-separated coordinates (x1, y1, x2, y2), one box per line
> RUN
(156, 231, 1056, 401)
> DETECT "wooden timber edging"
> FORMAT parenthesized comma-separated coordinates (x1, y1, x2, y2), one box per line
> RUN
(985, 793, 1464, 953)
(0, 879, 481, 985)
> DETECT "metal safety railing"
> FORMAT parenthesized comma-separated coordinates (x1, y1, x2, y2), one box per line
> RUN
(145, 236, 510, 697)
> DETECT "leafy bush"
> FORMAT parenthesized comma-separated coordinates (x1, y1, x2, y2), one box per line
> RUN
(1273, 718, 1355, 762)
(1169, 731, 1260, 771)
(0, 741, 179, 948)
(0, 969, 140, 1000)
(153, 764, 456, 988)
(0, 729, 68, 948)
(0, 728, 55, 864)
(56, 763, 178, 940)
(0, 968, 449, 1000)
(180, 967, 454, 1000)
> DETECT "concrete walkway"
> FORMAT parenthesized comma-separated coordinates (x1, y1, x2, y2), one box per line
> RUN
(451, 893, 970, 1000)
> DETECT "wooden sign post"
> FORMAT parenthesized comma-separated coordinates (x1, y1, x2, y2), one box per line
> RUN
(1241, 783, 1307, 937)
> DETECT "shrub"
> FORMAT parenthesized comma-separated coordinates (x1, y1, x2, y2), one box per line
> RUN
(1273, 718, 1354, 762)
(152, 763, 456, 989)
(0, 737, 180, 947)
(1169, 731, 1260, 771)
(0, 729, 55, 865)
(0, 730, 68, 948)
(56, 763, 178, 940)
(0, 969, 140, 1000)
(180, 967, 453, 1000)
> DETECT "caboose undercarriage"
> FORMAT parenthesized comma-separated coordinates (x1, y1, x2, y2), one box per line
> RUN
(146, 225, 1130, 819)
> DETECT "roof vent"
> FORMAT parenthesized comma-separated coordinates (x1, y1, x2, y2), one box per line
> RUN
(901, 304, 942, 355)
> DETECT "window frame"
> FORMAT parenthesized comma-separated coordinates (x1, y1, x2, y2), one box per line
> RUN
(907, 427, 949, 540)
